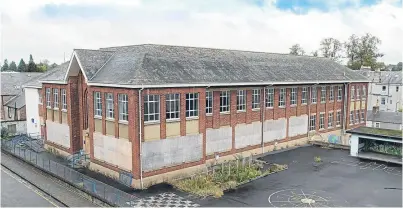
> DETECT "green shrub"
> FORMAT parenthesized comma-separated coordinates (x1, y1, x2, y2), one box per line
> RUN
(171, 175, 223, 198)
(314, 156, 322, 163)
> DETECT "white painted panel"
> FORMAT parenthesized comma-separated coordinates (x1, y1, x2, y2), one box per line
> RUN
(350, 135, 359, 156)
(235, 122, 262, 149)
(289, 115, 308, 137)
(263, 118, 287, 142)
(25, 88, 41, 135)
(46, 121, 70, 148)
(206, 127, 232, 154)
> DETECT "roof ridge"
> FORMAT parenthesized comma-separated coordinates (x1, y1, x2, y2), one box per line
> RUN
(74, 48, 116, 52)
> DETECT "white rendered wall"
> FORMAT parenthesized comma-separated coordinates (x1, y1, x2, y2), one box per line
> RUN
(263, 118, 287, 142)
(46, 121, 70, 148)
(235, 122, 261, 149)
(289, 115, 308, 137)
(206, 127, 232, 154)
(25, 87, 41, 135)
(350, 135, 359, 156)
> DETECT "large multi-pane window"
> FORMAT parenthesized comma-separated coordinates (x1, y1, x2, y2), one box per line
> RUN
(337, 86, 342, 101)
(53, 89, 59, 109)
(105, 93, 114, 119)
(301, 87, 307, 104)
(290, 87, 297, 105)
(206, 91, 213, 114)
(356, 86, 360, 100)
(186, 93, 199, 118)
(362, 86, 366, 100)
(311, 86, 317, 103)
(94, 92, 102, 117)
(279, 88, 285, 107)
(319, 113, 325, 129)
(144, 94, 160, 122)
(328, 112, 334, 128)
(349, 111, 354, 124)
(320, 86, 326, 103)
(220, 91, 230, 113)
(252, 89, 261, 109)
(46, 88, 51, 107)
(355, 111, 359, 124)
(118, 94, 128, 121)
(360, 109, 365, 123)
(309, 115, 316, 131)
(329, 86, 334, 101)
(266, 88, 274, 107)
(61, 89, 67, 110)
(336, 111, 341, 126)
(351, 86, 355, 100)
(166, 93, 180, 120)
(237, 90, 246, 111)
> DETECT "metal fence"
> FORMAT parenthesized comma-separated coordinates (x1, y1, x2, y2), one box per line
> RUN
(1, 139, 145, 207)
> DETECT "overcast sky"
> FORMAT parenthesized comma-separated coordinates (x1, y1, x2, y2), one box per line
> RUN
(0, 0, 402, 65)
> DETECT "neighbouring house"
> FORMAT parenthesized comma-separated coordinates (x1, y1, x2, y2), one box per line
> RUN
(1, 72, 41, 135)
(360, 70, 402, 112)
(366, 106, 402, 130)
(33, 44, 369, 189)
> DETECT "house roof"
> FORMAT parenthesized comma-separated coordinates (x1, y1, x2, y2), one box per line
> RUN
(24, 62, 70, 88)
(63, 44, 368, 87)
(1, 72, 42, 95)
(367, 110, 402, 124)
(346, 126, 402, 140)
(359, 70, 402, 85)
(4, 93, 25, 109)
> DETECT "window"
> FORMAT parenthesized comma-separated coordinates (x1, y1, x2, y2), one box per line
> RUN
(329, 86, 334, 101)
(362, 86, 366, 100)
(144, 95, 160, 122)
(206, 91, 213, 114)
(360, 110, 365, 123)
(356, 86, 360, 100)
(336, 111, 341, 126)
(94, 92, 102, 117)
(166, 93, 180, 120)
(375, 122, 380, 128)
(397, 86, 399, 92)
(382, 86, 386, 91)
(349, 111, 354, 124)
(266, 88, 274, 107)
(301, 87, 307, 104)
(118, 94, 128, 121)
(311, 86, 317, 103)
(252, 89, 261, 109)
(390, 99, 393, 104)
(105, 93, 114, 119)
(61, 89, 67, 110)
(38, 90, 42, 104)
(328, 112, 334, 128)
(319, 113, 325, 129)
(337, 86, 342, 101)
(237, 90, 246, 111)
(351, 86, 355, 100)
(53, 89, 59, 109)
(320, 86, 326, 103)
(46, 88, 51, 107)
(309, 115, 316, 131)
(220, 91, 230, 113)
(355, 111, 359, 124)
(381, 97, 386, 105)
(290, 87, 297, 105)
(186, 93, 199, 118)
(279, 88, 285, 107)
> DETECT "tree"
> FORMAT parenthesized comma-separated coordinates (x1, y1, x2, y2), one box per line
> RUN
(311, 50, 318, 57)
(18, 59, 26, 72)
(1, 59, 9, 71)
(289, 44, 305, 56)
(319, 38, 343, 62)
(344, 33, 383, 70)
(27, 54, 37, 72)
(344, 34, 361, 70)
(392, 62, 402, 71)
(9, 61, 17, 71)
(50, 63, 58, 69)
(375, 62, 386, 71)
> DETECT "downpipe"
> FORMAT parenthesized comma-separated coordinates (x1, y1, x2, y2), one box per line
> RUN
(261, 87, 266, 154)
(138, 87, 144, 189)
(342, 83, 348, 143)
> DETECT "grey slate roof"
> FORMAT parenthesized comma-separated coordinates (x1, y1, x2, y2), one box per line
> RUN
(24, 62, 70, 88)
(1, 72, 42, 95)
(4, 93, 25, 109)
(367, 110, 402, 124)
(359, 70, 402, 84)
(70, 44, 368, 87)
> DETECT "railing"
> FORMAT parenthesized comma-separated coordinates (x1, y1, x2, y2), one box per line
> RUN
(1, 139, 148, 207)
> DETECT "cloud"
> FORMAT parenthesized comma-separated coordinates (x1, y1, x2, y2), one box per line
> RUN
(0, 0, 402, 65)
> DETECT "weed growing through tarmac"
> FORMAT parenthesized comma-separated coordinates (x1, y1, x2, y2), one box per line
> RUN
(314, 156, 322, 163)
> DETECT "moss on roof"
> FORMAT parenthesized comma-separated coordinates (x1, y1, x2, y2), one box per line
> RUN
(349, 126, 402, 139)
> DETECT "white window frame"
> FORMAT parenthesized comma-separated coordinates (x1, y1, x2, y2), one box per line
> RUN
(362, 86, 366, 100)
(396, 86, 399, 92)
(61, 89, 67, 111)
(237, 90, 246, 111)
(351, 86, 355, 101)
(328, 112, 334, 128)
(206, 91, 213, 115)
(320, 86, 326, 103)
(381, 97, 386, 105)
(336, 111, 341, 127)
(118, 94, 128, 121)
(53, 88, 59, 110)
(186, 93, 199, 118)
(290, 87, 297, 105)
(349, 111, 354, 125)
(319, 112, 325, 130)
(356, 86, 360, 100)
(252, 89, 261, 109)
(360, 110, 365, 123)
(337, 86, 342, 101)
(166, 93, 180, 120)
(311, 86, 317, 104)
(355, 111, 359, 124)
(266, 87, 274, 108)
(279, 88, 286, 107)
(329, 86, 334, 102)
(301, 87, 307, 104)
(94, 91, 102, 117)
(46, 88, 51, 108)
(38, 90, 42, 104)
(144, 94, 160, 123)
(375, 122, 380, 128)
(105, 93, 114, 119)
(309, 114, 316, 131)
(220, 91, 230, 113)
